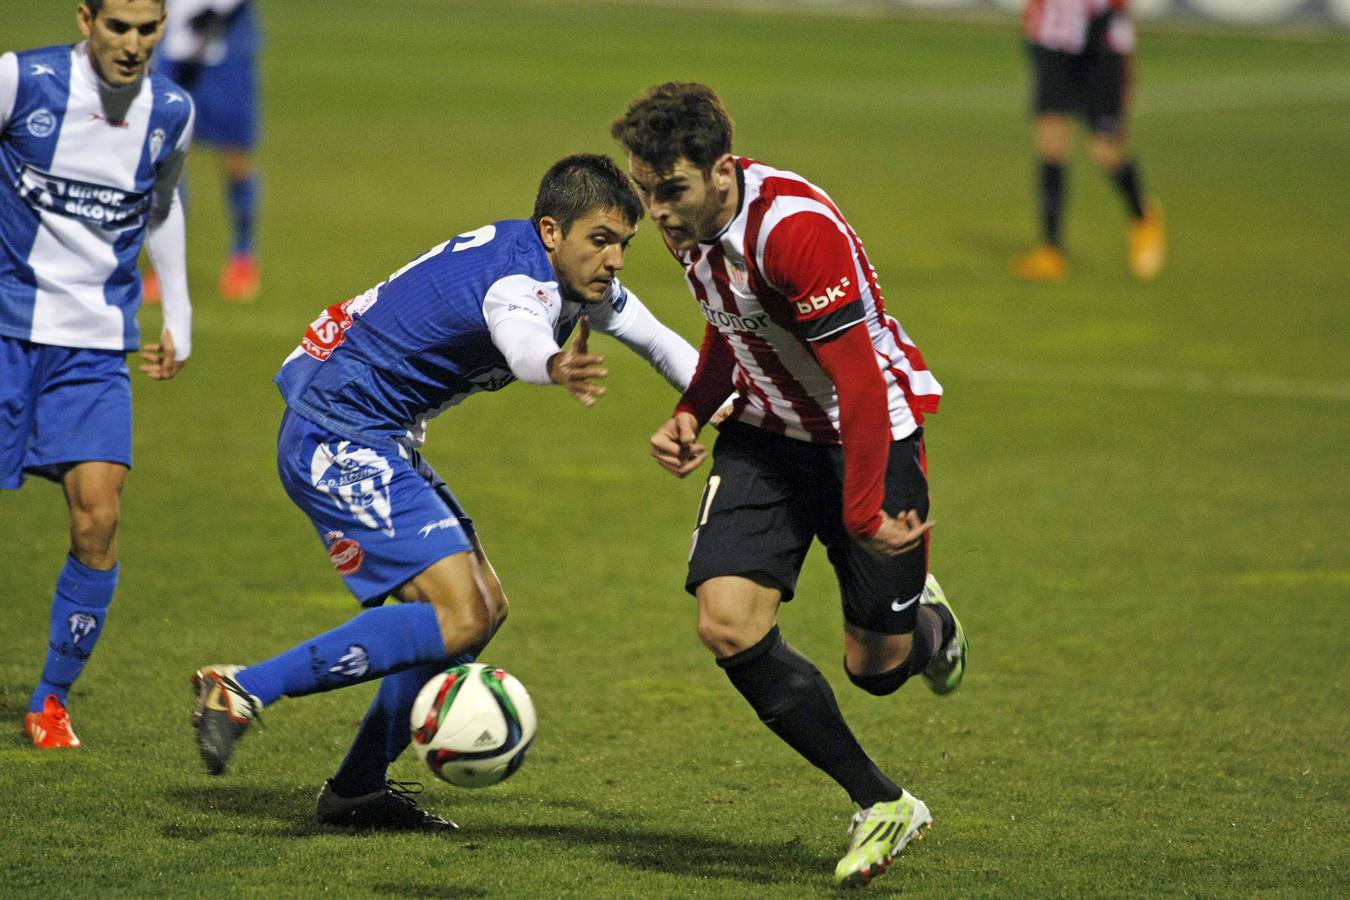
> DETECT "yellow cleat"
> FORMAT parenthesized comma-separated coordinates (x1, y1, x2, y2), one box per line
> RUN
(1011, 244, 1068, 282)
(1129, 202, 1166, 282)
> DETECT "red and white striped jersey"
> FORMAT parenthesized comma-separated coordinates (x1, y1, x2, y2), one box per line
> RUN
(1024, 0, 1134, 55)
(674, 157, 941, 445)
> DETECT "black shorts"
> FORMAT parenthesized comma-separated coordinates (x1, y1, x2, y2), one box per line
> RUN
(1028, 14, 1130, 136)
(685, 421, 930, 634)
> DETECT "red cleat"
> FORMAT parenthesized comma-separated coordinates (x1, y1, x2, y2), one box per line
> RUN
(219, 252, 260, 302)
(25, 695, 82, 749)
(141, 269, 162, 305)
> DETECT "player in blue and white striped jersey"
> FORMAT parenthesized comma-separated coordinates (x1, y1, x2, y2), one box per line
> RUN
(191, 154, 699, 829)
(1, 0, 194, 749)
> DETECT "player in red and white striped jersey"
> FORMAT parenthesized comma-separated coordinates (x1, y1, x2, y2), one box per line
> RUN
(1014, 0, 1166, 282)
(612, 83, 968, 887)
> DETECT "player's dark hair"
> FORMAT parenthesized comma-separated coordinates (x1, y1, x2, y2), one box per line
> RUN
(531, 153, 643, 234)
(610, 82, 734, 175)
(81, 0, 165, 17)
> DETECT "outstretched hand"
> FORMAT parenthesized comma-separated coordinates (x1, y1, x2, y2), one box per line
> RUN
(139, 328, 186, 380)
(650, 411, 707, 478)
(548, 315, 608, 407)
(859, 509, 933, 559)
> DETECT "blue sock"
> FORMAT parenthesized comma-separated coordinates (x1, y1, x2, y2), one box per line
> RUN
(234, 603, 447, 707)
(30, 556, 118, 712)
(329, 652, 475, 798)
(227, 173, 258, 256)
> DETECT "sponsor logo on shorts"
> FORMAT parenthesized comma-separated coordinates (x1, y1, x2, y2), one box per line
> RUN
(329, 644, 370, 679)
(418, 517, 460, 539)
(890, 591, 921, 614)
(67, 612, 98, 645)
(323, 530, 365, 577)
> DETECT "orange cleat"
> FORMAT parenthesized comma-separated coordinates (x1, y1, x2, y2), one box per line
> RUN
(25, 695, 82, 749)
(1011, 244, 1068, 282)
(141, 269, 162, 305)
(1129, 202, 1166, 282)
(218, 252, 260, 302)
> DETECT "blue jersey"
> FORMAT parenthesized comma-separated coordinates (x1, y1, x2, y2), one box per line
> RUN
(276, 219, 652, 449)
(0, 45, 193, 351)
(161, 0, 262, 65)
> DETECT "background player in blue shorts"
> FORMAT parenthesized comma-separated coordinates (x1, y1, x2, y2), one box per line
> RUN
(147, 0, 261, 300)
(1, 0, 194, 748)
(191, 154, 698, 829)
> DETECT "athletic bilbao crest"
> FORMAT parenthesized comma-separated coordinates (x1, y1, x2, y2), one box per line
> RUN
(310, 441, 396, 537)
(68, 612, 98, 645)
(725, 256, 749, 293)
(323, 530, 365, 576)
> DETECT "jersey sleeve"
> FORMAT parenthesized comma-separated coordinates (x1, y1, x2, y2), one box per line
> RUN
(482, 273, 564, 385)
(760, 211, 865, 342)
(587, 277, 698, 392)
(0, 53, 18, 130)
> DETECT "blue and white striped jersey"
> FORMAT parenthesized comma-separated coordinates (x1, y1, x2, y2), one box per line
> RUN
(0, 44, 193, 352)
(276, 219, 697, 450)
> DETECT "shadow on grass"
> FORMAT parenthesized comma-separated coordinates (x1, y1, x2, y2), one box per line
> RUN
(166, 783, 310, 825)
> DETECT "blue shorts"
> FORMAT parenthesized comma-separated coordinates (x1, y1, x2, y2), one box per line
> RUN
(157, 54, 259, 149)
(276, 410, 476, 606)
(0, 336, 132, 490)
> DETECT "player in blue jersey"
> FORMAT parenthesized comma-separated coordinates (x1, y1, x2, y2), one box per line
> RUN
(1, 0, 193, 749)
(191, 153, 698, 829)
(146, 0, 262, 301)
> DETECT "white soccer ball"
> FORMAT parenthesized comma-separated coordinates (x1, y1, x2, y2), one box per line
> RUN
(410, 662, 536, 788)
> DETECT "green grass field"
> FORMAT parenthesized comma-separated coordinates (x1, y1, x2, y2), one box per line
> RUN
(3, 1, 1348, 896)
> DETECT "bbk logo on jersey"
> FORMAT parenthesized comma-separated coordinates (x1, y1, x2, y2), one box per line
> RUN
(67, 612, 98, 645)
(310, 441, 396, 537)
(795, 275, 852, 317)
(323, 530, 365, 576)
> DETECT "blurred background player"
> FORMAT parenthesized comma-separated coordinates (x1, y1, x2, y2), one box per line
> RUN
(1012, 0, 1166, 282)
(190, 154, 697, 829)
(145, 0, 261, 301)
(1, 0, 193, 748)
(612, 83, 968, 888)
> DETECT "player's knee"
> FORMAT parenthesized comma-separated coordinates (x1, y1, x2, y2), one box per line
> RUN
(1090, 134, 1126, 170)
(697, 612, 757, 659)
(68, 498, 120, 560)
(845, 662, 912, 697)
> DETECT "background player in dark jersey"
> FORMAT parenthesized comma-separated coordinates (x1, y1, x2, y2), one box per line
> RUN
(612, 83, 968, 888)
(190, 154, 697, 829)
(1012, 0, 1166, 282)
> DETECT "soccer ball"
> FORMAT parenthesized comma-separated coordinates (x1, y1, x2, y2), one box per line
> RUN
(410, 663, 536, 788)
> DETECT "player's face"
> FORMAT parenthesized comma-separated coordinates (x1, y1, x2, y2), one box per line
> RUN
(540, 207, 638, 303)
(78, 0, 166, 86)
(628, 154, 738, 251)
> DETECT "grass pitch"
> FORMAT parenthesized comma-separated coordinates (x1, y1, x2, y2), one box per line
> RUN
(2, 1, 1347, 896)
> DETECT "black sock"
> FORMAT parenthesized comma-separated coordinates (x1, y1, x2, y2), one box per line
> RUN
(1039, 161, 1066, 247)
(845, 605, 947, 696)
(718, 626, 901, 807)
(1112, 161, 1145, 219)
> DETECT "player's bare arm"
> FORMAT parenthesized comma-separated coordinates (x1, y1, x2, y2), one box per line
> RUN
(650, 410, 707, 477)
(546, 315, 607, 407)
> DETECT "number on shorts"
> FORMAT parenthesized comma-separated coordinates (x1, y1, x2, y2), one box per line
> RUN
(696, 475, 722, 528)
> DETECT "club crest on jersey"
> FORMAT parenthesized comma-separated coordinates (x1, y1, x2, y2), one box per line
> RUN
(26, 108, 56, 138)
(323, 530, 366, 577)
(67, 613, 98, 645)
(725, 257, 749, 293)
(149, 128, 165, 158)
(311, 442, 396, 537)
